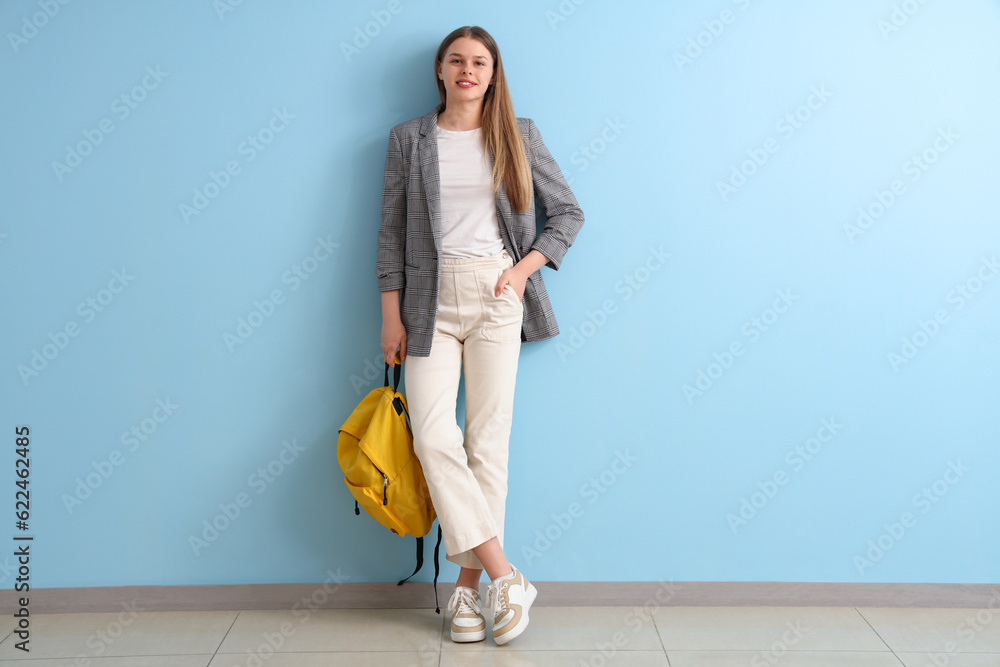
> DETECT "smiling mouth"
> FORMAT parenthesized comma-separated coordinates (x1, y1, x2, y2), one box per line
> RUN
(457, 80, 476, 88)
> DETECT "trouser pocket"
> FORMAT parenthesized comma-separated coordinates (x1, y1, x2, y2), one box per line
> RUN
(476, 259, 523, 342)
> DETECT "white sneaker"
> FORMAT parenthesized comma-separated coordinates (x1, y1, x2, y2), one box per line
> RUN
(486, 566, 537, 645)
(446, 585, 486, 642)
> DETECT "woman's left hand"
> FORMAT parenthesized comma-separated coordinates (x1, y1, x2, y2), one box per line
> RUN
(495, 266, 527, 301)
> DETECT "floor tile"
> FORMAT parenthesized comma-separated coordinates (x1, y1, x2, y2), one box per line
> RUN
(897, 653, 1000, 667)
(7, 604, 996, 667)
(0, 658, 211, 667)
(215, 608, 444, 654)
(442, 605, 664, 652)
(208, 652, 441, 667)
(652, 606, 890, 651)
(0, 610, 237, 660)
(859, 607, 1000, 653)
(667, 651, 906, 666)
(439, 649, 669, 666)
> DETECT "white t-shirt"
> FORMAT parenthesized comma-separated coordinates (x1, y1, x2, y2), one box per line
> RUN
(435, 125, 505, 258)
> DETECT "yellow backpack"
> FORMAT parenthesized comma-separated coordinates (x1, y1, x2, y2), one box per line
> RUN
(337, 361, 444, 611)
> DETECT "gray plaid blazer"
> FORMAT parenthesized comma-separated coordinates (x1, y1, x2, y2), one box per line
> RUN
(376, 107, 585, 357)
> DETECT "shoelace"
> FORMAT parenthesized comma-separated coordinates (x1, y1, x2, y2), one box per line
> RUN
(486, 579, 509, 620)
(447, 586, 481, 616)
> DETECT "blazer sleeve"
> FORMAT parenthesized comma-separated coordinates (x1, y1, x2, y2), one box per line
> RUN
(526, 118, 585, 271)
(376, 126, 406, 292)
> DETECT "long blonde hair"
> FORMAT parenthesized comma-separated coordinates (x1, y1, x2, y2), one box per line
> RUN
(435, 26, 532, 214)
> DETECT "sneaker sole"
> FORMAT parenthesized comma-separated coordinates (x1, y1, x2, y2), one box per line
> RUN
(450, 626, 487, 642)
(493, 581, 537, 646)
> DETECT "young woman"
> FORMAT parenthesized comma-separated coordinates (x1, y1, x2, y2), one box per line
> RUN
(376, 25, 584, 645)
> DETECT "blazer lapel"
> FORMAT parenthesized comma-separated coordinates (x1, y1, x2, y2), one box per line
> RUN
(495, 180, 519, 261)
(417, 109, 443, 254)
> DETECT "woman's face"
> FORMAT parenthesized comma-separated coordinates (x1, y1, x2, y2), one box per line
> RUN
(437, 36, 494, 104)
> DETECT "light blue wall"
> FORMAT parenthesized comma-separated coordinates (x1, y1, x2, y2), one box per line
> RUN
(2, 0, 998, 588)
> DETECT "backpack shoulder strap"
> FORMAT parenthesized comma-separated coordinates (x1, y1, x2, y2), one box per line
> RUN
(431, 524, 442, 613)
(397, 536, 424, 586)
(396, 524, 444, 614)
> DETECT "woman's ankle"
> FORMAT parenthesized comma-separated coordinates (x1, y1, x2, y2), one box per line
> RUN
(456, 568, 483, 590)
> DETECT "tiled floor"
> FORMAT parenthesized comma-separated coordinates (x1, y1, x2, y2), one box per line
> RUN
(1, 604, 999, 666)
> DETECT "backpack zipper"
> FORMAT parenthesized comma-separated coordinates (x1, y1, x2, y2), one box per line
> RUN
(370, 461, 390, 505)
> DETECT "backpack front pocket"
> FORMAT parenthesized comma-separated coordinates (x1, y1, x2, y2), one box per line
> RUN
(344, 477, 410, 536)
